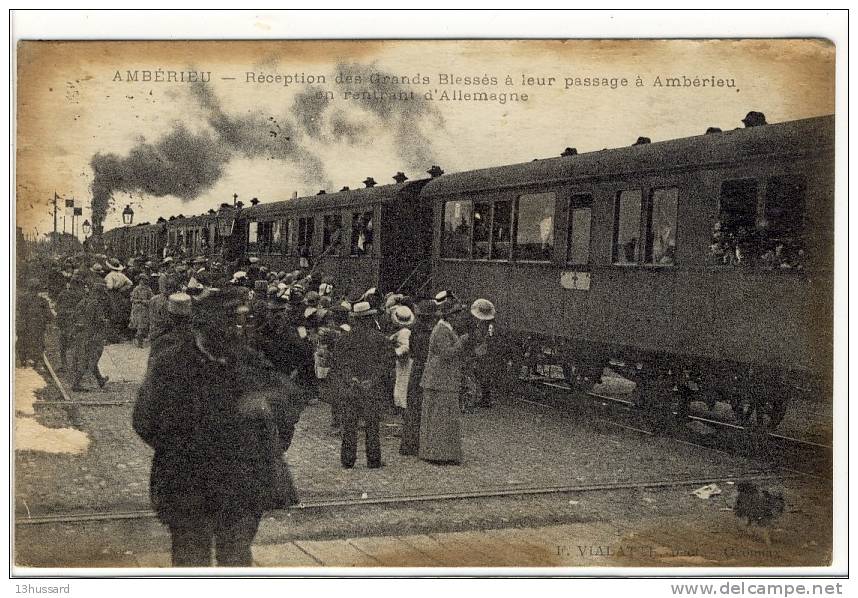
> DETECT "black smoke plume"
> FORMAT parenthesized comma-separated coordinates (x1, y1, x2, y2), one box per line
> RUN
(89, 126, 230, 226)
(89, 64, 445, 224)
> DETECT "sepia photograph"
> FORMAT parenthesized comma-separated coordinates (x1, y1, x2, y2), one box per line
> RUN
(9, 10, 846, 581)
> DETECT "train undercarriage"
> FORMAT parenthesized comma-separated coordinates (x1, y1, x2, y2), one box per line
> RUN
(503, 333, 821, 433)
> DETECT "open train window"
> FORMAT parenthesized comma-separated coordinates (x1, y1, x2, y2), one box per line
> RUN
(247, 221, 258, 253)
(279, 218, 291, 254)
(491, 200, 513, 260)
(297, 217, 314, 256)
(441, 200, 473, 259)
(350, 210, 374, 256)
(719, 179, 758, 231)
(612, 189, 642, 264)
(323, 214, 343, 255)
(514, 192, 555, 261)
(645, 187, 678, 265)
(566, 194, 592, 265)
(258, 221, 274, 254)
(473, 202, 491, 259)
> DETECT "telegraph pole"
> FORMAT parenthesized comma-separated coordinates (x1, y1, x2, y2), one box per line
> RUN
(52, 192, 58, 236)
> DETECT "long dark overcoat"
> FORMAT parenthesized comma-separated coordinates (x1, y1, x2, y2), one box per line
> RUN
(133, 330, 294, 526)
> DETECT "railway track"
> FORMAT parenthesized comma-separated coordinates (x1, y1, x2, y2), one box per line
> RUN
(519, 377, 833, 480)
(17, 352, 828, 526)
(16, 472, 786, 526)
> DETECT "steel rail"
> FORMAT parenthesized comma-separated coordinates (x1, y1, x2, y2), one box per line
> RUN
(15, 472, 787, 526)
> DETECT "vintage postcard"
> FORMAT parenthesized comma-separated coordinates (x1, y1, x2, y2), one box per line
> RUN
(12, 23, 842, 579)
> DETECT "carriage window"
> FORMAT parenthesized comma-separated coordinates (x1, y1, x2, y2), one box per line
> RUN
(719, 179, 758, 231)
(473, 202, 491, 259)
(567, 194, 592, 265)
(765, 176, 806, 239)
(514, 192, 555, 261)
(645, 188, 678, 265)
(297, 217, 314, 255)
(323, 214, 343, 255)
(271, 220, 281, 253)
(441, 200, 473, 259)
(278, 219, 291, 254)
(247, 221, 258, 253)
(258, 221, 274, 254)
(613, 190, 642, 264)
(351, 210, 374, 256)
(491, 200, 512, 260)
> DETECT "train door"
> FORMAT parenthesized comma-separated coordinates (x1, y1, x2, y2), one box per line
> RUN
(378, 198, 434, 295)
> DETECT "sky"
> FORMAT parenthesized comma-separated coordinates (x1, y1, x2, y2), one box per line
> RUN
(15, 39, 835, 238)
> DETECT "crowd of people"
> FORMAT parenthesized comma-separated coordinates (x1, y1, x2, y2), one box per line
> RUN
(17, 250, 501, 566)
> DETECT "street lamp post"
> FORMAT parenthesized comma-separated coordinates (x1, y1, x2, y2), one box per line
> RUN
(122, 205, 135, 225)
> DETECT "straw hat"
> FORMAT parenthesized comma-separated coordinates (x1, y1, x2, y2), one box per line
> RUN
(470, 298, 497, 321)
(391, 305, 416, 328)
(350, 301, 378, 318)
(106, 258, 125, 271)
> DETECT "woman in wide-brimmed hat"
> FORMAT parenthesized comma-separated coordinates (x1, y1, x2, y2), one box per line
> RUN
(389, 305, 416, 414)
(399, 299, 436, 456)
(418, 296, 471, 465)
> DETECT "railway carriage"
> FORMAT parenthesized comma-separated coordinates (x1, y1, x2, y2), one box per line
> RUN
(232, 174, 434, 296)
(97, 114, 833, 431)
(422, 115, 834, 430)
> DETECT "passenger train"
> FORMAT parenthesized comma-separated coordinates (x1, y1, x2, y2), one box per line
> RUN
(100, 114, 835, 430)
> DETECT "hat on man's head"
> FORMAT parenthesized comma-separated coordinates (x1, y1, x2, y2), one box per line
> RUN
(162, 256, 175, 264)
(231, 270, 247, 283)
(193, 286, 249, 320)
(391, 305, 416, 328)
(742, 111, 767, 127)
(192, 256, 207, 265)
(350, 301, 378, 318)
(106, 258, 125, 271)
(248, 256, 260, 264)
(470, 298, 497, 321)
(433, 290, 459, 305)
(90, 263, 105, 275)
(167, 292, 192, 317)
(136, 273, 149, 283)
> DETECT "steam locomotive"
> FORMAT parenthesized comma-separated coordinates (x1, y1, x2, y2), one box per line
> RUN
(101, 114, 834, 430)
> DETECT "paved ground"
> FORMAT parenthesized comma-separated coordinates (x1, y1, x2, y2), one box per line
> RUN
(15, 341, 775, 515)
(12, 336, 835, 570)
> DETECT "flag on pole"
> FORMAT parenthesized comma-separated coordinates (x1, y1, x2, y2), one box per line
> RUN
(73, 207, 82, 216)
(64, 197, 75, 216)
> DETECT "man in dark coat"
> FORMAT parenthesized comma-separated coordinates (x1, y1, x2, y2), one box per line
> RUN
(55, 272, 87, 371)
(133, 288, 292, 567)
(256, 294, 316, 452)
(16, 278, 53, 368)
(331, 301, 391, 469)
(71, 282, 110, 391)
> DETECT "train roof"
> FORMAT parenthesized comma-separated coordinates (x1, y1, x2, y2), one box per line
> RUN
(237, 178, 430, 219)
(421, 115, 835, 198)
